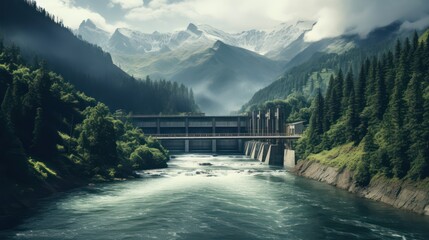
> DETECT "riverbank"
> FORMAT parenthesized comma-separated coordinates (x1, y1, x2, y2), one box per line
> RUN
(0, 164, 164, 230)
(0, 173, 87, 229)
(3, 154, 429, 239)
(293, 159, 429, 215)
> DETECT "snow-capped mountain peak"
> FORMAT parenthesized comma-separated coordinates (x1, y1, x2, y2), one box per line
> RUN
(77, 19, 110, 47)
(80, 19, 97, 29)
(77, 20, 315, 60)
(186, 23, 202, 36)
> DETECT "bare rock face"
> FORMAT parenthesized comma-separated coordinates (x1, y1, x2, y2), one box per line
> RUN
(294, 160, 354, 190)
(294, 160, 429, 215)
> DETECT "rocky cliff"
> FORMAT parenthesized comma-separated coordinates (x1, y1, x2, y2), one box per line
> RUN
(294, 160, 429, 215)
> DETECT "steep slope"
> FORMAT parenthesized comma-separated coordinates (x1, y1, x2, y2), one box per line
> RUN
(77, 19, 110, 47)
(89, 21, 315, 57)
(283, 22, 404, 71)
(0, 0, 128, 85)
(242, 22, 416, 110)
(76, 21, 315, 113)
(75, 20, 317, 113)
(261, 21, 315, 60)
(171, 41, 282, 114)
(0, 0, 197, 114)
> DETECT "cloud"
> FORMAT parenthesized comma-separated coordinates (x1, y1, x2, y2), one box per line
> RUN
(401, 16, 429, 31)
(124, 0, 306, 32)
(34, 0, 429, 41)
(33, 0, 127, 32)
(304, 0, 429, 41)
(124, 0, 429, 40)
(109, 0, 143, 9)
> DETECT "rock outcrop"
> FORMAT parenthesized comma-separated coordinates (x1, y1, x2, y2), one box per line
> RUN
(294, 160, 429, 215)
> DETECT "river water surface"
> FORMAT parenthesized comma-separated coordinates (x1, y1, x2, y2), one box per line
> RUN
(1, 154, 429, 240)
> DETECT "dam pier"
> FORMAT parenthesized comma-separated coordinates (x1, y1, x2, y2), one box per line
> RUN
(131, 109, 303, 167)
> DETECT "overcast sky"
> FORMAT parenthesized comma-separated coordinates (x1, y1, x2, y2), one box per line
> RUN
(33, 0, 429, 41)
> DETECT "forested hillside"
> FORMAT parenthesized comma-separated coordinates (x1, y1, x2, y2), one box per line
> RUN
(298, 32, 429, 185)
(0, 41, 169, 221)
(0, 0, 198, 114)
(242, 23, 412, 111)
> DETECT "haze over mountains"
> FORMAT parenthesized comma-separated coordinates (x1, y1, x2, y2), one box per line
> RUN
(77, 18, 420, 114)
(0, 0, 197, 115)
(78, 20, 320, 114)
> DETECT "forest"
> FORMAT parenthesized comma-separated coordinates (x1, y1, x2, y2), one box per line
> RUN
(0, 40, 171, 216)
(242, 23, 410, 111)
(0, 0, 199, 115)
(297, 33, 429, 185)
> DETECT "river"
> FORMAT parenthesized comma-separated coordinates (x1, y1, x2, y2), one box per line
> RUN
(1, 154, 429, 240)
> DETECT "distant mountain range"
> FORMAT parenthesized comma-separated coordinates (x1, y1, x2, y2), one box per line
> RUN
(0, 0, 197, 114)
(77, 20, 317, 114)
(242, 22, 422, 110)
(79, 20, 315, 60)
(77, 18, 419, 114)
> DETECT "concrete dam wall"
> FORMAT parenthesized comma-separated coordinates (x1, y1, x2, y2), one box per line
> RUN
(244, 141, 296, 167)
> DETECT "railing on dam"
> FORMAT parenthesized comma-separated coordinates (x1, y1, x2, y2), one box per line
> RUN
(150, 133, 302, 140)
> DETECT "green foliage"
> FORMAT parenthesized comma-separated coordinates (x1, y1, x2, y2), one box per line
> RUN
(307, 89, 324, 148)
(297, 33, 429, 183)
(0, 38, 170, 188)
(78, 103, 118, 175)
(306, 142, 364, 171)
(244, 92, 311, 125)
(130, 145, 168, 170)
(0, 0, 199, 115)
(28, 158, 57, 179)
(418, 28, 429, 43)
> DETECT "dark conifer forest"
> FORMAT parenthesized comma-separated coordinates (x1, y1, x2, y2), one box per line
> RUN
(297, 33, 429, 185)
(0, 39, 171, 186)
(1, 0, 429, 234)
(0, 0, 198, 115)
(0, 0, 202, 218)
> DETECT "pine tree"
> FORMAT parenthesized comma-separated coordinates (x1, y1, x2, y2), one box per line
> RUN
(411, 31, 419, 54)
(374, 60, 387, 121)
(323, 75, 335, 131)
(31, 107, 45, 157)
(356, 64, 366, 113)
(384, 51, 395, 97)
(342, 69, 354, 113)
(345, 87, 359, 144)
(1, 86, 14, 129)
(307, 89, 324, 149)
(389, 71, 408, 178)
(366, 57, 378, 99)
(411, 40, 424, 74)
(394, 40, 401, 64)
(404, 73, 425, 179)
(335, 69, 344, 113)
(417, 84, 429, 179)
(424, 38, 429, 81)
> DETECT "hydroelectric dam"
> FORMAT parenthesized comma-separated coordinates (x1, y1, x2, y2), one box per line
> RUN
(131, 109, 303, 167)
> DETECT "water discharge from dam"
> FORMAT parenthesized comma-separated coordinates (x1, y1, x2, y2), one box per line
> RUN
(2, 155, 429, 240)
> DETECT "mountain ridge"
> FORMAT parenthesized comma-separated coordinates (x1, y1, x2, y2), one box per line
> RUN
(0, 0, 197, 114)
(77, 21, 313, 114)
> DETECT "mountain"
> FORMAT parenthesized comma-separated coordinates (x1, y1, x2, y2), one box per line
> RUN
(170, 41, 282, 114)
(77, 21, 315, 114)
(0, 0, 197, 114)
(82, 21, 315, 57)
(77, 19, 109, 46)
(242, 22, 419, 110)
(75, 19, 418, 114)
